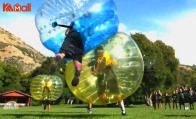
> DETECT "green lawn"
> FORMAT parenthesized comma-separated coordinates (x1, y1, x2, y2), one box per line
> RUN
(0, 104, 196, 119)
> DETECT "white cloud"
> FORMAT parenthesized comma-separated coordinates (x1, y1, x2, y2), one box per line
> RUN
(128, 30, 159, 42)
(0, 15, 54, 57)
(118, 23, 127, 32)
(158, 12, 196, 65)
(143, 31, 158, 42)
(125, 12, 196, 65)
(129, 30, 139, 35)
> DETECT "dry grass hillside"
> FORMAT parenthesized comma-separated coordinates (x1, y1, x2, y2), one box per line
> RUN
(0, 27, 46, 73)
(179, 65, 192, 70)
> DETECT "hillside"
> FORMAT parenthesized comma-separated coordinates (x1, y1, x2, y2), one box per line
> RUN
(179, 65, 192, 70)
(0, 27, 46, 73)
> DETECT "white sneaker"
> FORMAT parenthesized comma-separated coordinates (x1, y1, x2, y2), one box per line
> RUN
(87, 108, 92, 114)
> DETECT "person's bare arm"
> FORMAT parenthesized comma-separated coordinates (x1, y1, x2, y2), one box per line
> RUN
(110, 59, 118, 66)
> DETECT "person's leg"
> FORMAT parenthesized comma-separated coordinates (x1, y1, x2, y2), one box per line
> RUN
(48, 104, 50, 112)
(183, 100, 185, 110)
(44, 103, 47, 110)
(158, 100, 162, 110)
(175, 102, 178, 109)
(189, 98, 191, 109)
(49, 53, 65, 74)
(71, 39, 84, 86)
(169, 102, 171, 109)
(118, 100, 126, 115)
(165, 102, 167, 110)
(152, 102, 154, 109)
(173, 102, 174, 109)
(191, 99, 194, 110)
(152, 101, 154, 109)
(43, 101, 47, 110)
(153, 101, 156, 109)
(87, 103, 92, 114)
(96, 74, 106, 101)
(72, 60, 82, 86)
(88, 103, 92, 108)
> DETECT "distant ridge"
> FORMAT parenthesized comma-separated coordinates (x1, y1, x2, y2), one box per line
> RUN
(0, 27, 46, 73)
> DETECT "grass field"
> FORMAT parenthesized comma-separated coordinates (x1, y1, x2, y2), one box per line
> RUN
(0, 104, 196, 119)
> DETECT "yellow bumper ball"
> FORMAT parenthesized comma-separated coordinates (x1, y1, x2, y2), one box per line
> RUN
(30, 75, 63, 101)
(65, 32, 144, 105)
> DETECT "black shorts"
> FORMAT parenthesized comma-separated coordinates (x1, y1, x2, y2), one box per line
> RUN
(179, 99, 184, 105)
(158, 99, 162, 103)
(43, 100, 50, 105)
(189, 98, 194, 104)
(59, 31, 84, 62)
(173, 100, 177, 103)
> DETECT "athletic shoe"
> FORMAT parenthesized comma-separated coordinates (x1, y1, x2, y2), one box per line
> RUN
(87, 107, 92, 114)
(122, 112, 127, 116)
(88, 110, 92, 114)
(71, 69, 80, 86)
(49, 55, 62, 74)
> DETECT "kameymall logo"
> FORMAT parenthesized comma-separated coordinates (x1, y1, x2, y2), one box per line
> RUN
(3, 3, 31, 12)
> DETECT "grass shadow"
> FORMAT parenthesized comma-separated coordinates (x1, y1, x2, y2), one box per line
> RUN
(23, 111, 86, 114)
(70, 104, 136, 108)
(0, 113, 112, 118)
(166, 114, 196, 118)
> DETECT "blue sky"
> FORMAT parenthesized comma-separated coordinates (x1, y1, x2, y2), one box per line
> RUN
(115, 0, 196, 32)
(0, 0, 196, 65)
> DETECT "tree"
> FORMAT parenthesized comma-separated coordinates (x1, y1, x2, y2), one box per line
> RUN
(131, 33, 179, 105)
(191, 65, 196, 90)
(154, 40, 179, 90)
(178, 66, 195, 88)
(0, 63, 6, 92)
(20, 73, 32, 94)
(31, 57, 53, 77)
(0, 61, 23, 93)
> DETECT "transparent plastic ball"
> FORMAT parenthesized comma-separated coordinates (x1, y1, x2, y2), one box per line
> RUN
(65, 32, 144, 105)
(35, 0, 119, 54)
(30, 75, 63, 101)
